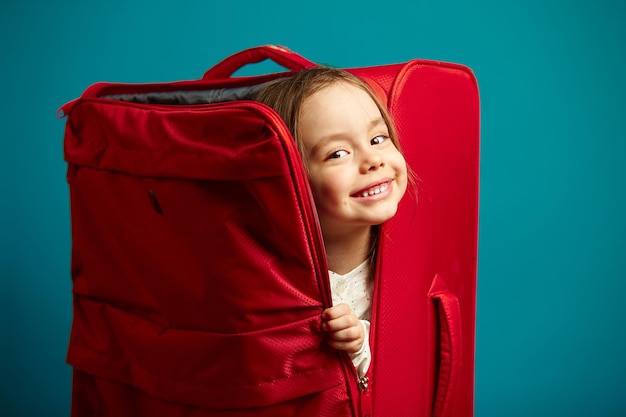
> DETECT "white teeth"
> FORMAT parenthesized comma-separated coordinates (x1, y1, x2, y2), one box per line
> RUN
(360, 183, 388, 197)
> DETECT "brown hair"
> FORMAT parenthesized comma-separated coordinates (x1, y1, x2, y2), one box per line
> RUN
(254, 66, 403, 165)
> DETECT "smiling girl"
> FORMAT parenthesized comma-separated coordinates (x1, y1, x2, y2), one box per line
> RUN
(255, 67, 408, 378)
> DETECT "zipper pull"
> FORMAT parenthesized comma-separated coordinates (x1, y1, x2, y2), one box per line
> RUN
(358, 376, 369, 392)
(57, 99, 79, 118)
(358, 375, 372, 417)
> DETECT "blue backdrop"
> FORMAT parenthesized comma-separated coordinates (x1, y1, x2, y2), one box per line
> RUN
(1, 1, 624, 416)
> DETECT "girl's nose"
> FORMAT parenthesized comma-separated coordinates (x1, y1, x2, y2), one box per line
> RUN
(360, 149, 384, 173)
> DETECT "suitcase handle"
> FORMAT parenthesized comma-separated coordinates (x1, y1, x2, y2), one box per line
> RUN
(202, 45, 317, 79)
(429, 274, 462, 417)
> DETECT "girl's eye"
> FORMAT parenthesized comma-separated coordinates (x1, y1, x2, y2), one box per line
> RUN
(371, 135, 389, 145)
(327, 149, 349, 160)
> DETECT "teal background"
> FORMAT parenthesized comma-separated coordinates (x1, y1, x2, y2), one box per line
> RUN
(1, 0, 624, 416)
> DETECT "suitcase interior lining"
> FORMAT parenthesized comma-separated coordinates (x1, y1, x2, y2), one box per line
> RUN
(101, 83, 269, 105)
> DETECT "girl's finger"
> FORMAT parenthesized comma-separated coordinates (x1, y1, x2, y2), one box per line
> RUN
(328, 326, 361, 342)
(322, 303, 352, 320)
(323, 314, 358, 331)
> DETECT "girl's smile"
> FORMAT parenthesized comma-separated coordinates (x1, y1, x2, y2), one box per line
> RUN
(351, 179, 392, 199)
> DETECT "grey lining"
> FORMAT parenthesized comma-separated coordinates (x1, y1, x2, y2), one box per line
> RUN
(101, 83, 269, 105)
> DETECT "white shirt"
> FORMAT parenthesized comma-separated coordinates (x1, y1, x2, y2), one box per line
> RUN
(329, 260, 372, 378)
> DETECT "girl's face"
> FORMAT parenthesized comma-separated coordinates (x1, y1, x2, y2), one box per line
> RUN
(298, 81, 408, 241)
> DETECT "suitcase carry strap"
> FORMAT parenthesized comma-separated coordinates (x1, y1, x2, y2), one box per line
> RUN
(58, 45, 318, 117)
(429, 274, 463, 417)
(202, 45, 317, 79)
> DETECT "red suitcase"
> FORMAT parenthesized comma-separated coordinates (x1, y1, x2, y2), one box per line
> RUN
(59, 45, 479, 416)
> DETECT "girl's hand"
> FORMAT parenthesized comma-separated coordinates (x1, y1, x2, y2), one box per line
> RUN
(321, 303, 364, 353)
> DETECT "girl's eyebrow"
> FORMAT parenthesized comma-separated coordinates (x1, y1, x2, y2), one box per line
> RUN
(369, 117, 387, 131)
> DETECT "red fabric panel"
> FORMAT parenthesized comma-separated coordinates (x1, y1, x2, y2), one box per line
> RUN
(359, 61, 479, 417)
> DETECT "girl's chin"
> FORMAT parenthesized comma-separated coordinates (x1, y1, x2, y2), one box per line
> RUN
(320, 210, 400, 233)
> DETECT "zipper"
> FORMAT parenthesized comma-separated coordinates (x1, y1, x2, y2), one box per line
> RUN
(340, 225, 384, 417)
(345, 282, 378, 417)
(356, 237, 383, 417)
